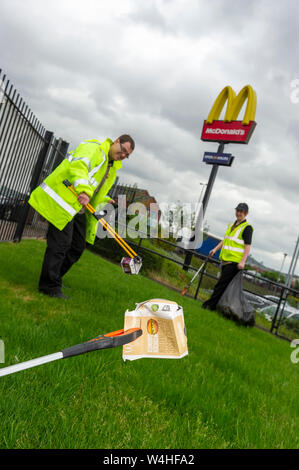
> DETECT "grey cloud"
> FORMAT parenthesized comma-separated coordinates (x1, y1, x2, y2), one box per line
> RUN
(129, 0, 170, 31)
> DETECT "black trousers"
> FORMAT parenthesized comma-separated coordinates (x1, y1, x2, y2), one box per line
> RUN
(202, 262, 239, 310)
(39, 213, 86, 294)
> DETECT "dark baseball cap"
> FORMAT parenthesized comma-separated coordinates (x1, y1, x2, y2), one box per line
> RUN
(235, 203, 249, 212)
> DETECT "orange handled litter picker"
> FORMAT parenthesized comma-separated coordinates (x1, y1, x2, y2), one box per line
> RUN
(0, 328, 142, 377)
(63, 180, 142, 275)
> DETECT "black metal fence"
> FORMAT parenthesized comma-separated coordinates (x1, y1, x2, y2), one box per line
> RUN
(101, 219, 299, 340)
(0, 68, 141, 243)
(0, 69, 69, 242)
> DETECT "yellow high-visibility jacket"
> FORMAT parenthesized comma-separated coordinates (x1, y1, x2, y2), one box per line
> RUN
(29, 138, 122, 244)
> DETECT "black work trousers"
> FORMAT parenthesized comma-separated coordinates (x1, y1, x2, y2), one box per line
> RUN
(202, 262, 239, 310)
(39, 213, 86, 294)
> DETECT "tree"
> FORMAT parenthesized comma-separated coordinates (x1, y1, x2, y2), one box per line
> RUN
(262, 271, 279, 282)
(278, 274, 286, 284)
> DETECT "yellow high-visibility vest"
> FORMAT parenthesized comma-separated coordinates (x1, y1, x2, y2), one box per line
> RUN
(219, 220, 253, 263)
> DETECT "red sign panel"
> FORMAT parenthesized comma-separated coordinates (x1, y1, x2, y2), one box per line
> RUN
(201, 120, 256, 144)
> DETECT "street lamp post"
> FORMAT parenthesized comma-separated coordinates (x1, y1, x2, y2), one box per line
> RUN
(274, 252, 287, 295)
(277, 252, 288, 285)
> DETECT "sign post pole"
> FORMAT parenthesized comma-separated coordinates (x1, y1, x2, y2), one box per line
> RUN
(201, 142, 224, 213)
(183, 143, 224, 270)
(183, 85, 257, 272)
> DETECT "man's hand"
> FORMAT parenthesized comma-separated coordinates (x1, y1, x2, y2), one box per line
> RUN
(107, 198, 115, 204)
(238, 261, 245, 270)
(209, 248, 217, 257)
(77, 193, 90, 206)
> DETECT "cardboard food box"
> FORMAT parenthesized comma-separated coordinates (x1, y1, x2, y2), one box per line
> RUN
(122, 299, 188, 361)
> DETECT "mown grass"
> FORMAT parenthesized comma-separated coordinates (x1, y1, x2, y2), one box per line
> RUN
(0, 240, 298, 449)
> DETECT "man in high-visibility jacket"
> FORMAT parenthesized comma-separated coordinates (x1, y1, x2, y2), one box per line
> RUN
(29, 134, 135, 298)
(202, 203, 253, 310)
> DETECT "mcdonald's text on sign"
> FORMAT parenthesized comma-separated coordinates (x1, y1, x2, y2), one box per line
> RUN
(201, 85, 257, 144)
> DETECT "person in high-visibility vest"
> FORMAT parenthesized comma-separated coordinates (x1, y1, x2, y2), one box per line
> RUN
(29, 134, 135, 298)
(202, 203, 253, 310)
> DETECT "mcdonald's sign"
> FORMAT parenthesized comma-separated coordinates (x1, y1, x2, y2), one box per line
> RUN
(201, 85, 257, 144)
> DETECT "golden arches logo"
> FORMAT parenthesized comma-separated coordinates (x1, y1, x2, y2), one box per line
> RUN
(201, 85, 257, 144)
(207, 85, 257, 125)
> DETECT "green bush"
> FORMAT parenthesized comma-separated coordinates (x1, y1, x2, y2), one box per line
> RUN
(91, 236, 164, 275)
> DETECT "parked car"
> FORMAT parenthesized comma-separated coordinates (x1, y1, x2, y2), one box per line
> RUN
(264, 295, 280, 303)
(286, 312, 299, 321)
(258, 304, 299, 323)
(244, 291, 266, 308)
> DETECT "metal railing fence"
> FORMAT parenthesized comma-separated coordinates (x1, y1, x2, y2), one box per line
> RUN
(0, 69, 69, 241)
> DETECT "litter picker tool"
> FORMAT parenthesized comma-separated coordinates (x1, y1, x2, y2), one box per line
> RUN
(181, 257, 210, 296)
(63, 180, 142, 274)
(0, 328, 142, 377)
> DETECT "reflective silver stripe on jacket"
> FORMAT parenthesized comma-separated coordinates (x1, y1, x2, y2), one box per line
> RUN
(73, 179, 92, 189)
(89, 177, 98, 188)
(224, 224, 249, 245)
(40, 183, 76, 216)
(234, 225, 248, 238)
(224, 235, 245, 245)
(66, 145, 107, 182)
(81, 140, 101, 145)
(66, 155, 92, 172)
(71, 157, 91, 171)
(222, 245, 244, 253)
(65, 140, 101, 164)
(89, 150, 107, 177)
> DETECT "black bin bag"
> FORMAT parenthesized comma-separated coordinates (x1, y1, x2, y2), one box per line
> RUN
(217, 271, 255, 326)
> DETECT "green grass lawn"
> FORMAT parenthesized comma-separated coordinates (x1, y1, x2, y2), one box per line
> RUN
(0, 240, 298, 449)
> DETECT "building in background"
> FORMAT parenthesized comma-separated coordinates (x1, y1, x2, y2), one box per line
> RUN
(109, 182, 161, 232)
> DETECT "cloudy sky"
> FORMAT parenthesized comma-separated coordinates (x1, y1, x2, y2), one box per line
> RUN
(1, 0, 298, 273)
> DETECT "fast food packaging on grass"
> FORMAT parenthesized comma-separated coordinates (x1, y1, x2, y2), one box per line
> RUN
(122, 299, 188, 361)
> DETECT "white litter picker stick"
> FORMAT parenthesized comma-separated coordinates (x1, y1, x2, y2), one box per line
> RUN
(0, 328, 142, 378)
(181, 256, 210, 296)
